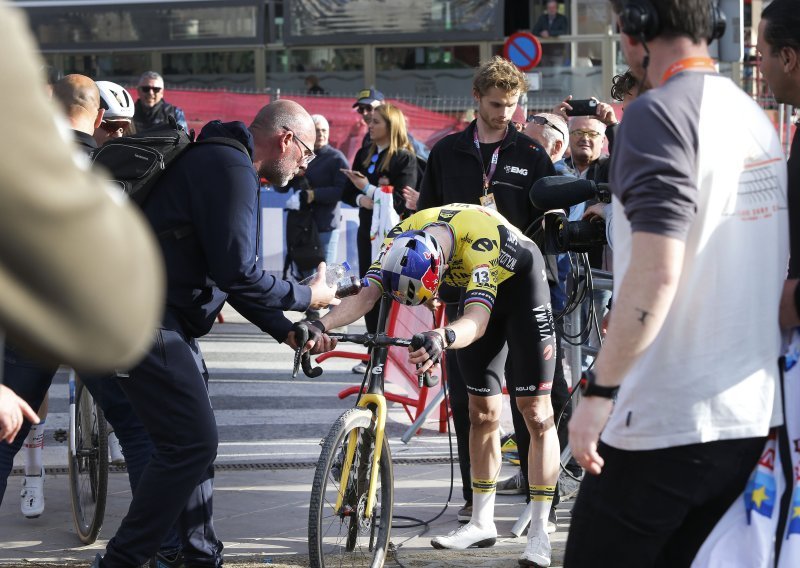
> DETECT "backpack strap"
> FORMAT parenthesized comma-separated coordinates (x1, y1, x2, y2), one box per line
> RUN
(157, 137, 251, 242)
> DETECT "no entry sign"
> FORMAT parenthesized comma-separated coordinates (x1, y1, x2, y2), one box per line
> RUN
(503, 31, 543, 72)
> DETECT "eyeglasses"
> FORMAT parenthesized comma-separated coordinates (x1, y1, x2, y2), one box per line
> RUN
(529, 115, 565, 141)
(99, 120, 130, 134)
(355, 105, 373, 114)
(138, 86, 162, 94)
(367, 151, 380, 174)
(570, 129, 603, 139)
(282, 126, 316, 165)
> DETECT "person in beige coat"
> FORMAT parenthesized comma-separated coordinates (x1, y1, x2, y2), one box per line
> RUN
(0, 0, 165, 442)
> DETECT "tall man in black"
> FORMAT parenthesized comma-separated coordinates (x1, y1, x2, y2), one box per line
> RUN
(96, 100, 338, 568)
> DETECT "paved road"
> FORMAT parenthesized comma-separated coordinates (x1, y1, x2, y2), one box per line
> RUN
(0, 308, 570, 566)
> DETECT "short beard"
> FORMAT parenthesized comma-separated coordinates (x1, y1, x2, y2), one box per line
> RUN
(259, 153, 297, 187)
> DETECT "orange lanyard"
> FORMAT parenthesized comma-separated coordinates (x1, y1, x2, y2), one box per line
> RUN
(661, 57, 717, 84)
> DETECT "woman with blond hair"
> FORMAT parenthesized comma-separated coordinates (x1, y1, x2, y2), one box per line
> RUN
(341, 103, 417, 370)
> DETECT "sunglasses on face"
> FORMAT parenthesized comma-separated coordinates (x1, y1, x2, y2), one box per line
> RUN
(367, 151, 380, 174)
(282, 126, 316, 166)
(356, 105, 373, 114)
(99, 120, 130, 133)
(570, 129, 602, 139)
(529, 115, 565, 141)
(138, 86, 162, 94)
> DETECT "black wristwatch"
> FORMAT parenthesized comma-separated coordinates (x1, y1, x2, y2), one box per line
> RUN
(443, 327, 456, 348)
(579, 369, 619, 399)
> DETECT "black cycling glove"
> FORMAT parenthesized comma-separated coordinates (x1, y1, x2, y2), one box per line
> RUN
(292, 320, 325, 346)
(411, 331, 445, 364)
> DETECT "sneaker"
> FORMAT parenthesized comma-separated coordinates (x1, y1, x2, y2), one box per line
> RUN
(150, 550, 184, 568)
(351, 361, 368, 375)
(497, 470, 527, 495)
(558, 470, 582, 502)
(457, 501, 472, 523)
(546, 508, 557, 535)
(518, 522, 552, 567)
(431, 521, 497, 550)
(501, 432, 518, 453)
(108, 432, 125, 466)
(20, 468, 45, 518)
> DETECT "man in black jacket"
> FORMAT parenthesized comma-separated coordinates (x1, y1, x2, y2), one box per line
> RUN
(133, 70, 188, 132)
(418, 56, 558, 560)
(95, 100, 339, 568)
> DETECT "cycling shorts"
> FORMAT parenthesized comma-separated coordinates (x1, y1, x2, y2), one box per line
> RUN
(455, 240, 556, 398)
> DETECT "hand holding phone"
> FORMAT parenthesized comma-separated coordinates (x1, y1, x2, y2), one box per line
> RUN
(565, 98, 599, 117)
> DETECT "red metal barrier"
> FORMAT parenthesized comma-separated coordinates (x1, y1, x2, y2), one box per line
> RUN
(315, 302, 450, 434)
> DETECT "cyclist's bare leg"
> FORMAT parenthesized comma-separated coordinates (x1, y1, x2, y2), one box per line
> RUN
(467, 393, 502, 527)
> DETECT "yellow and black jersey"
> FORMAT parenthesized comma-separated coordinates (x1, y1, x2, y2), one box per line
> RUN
(366, 204, 542, 313)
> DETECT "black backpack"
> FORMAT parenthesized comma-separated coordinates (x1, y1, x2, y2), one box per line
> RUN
(283, 207, 324, 279)
(91, 118, 248, 209)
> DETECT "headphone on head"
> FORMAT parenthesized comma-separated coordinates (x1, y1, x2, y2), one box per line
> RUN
(619, 0, 727, 44)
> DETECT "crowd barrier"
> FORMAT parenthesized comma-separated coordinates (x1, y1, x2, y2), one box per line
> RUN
(315, 302, 449, 436)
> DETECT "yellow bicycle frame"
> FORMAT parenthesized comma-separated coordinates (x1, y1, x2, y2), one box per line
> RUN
(333, 393, 387, 520)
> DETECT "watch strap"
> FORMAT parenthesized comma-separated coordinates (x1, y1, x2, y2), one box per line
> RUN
(579, 369, 619, 399)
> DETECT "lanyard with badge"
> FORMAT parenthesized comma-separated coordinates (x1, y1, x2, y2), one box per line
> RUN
(473, 125, 508, 211)
(661, 56, 717, 83)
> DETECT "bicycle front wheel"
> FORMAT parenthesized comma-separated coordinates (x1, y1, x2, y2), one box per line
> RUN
(68, 381, 108, 544)
(309, 407, 393, 568)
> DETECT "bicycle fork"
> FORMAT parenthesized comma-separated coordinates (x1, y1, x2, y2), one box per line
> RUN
(335, 394, 387, 521)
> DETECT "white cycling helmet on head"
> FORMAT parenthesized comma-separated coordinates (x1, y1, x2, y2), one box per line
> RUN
(96, 81, 134, 120)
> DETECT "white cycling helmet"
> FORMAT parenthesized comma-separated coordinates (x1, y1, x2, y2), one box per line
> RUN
(96, 81, 134, 120)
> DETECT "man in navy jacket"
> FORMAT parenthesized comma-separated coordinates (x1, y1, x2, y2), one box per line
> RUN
(96, 100, 338, 568)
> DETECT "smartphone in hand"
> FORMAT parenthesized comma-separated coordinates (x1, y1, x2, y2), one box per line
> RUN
(565, 99, 598, 116)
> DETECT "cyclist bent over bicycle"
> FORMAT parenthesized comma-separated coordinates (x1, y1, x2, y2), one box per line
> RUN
(314, 203, 558, 567)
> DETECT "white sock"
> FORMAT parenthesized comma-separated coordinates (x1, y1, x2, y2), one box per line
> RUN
(529, 485, 555, 529)
(23, 421, 45, 476)
(471, 477, 497, 529)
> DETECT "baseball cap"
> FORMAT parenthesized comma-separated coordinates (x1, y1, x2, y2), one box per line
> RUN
(353, 88, 385, 108)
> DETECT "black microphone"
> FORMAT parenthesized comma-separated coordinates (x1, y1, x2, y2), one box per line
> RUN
(530, 176, 610, 210)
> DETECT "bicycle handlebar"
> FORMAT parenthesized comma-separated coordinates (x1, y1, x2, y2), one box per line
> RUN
(291, 324, 436, 387)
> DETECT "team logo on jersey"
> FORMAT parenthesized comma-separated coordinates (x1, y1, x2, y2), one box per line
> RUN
(472, 238, 496, 252)
(504, 165, 528, 176)
(438, 210, 457, 221)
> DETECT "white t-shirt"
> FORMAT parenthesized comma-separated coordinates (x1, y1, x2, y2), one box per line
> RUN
(604, 71, 789, 451)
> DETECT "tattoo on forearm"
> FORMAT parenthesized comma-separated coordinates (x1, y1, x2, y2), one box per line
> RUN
(635, 308, 650, 325)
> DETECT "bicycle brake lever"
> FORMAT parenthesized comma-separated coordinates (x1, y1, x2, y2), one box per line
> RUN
(301, 351, 324, 378)
(292, 324, 309, 379)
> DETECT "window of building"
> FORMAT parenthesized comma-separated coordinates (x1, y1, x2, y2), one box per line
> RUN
(575, 0, 614, 35)
(267, 48, 364, 73)
(61, 52, 151, 82)
(375, 46, 480, 71)
(163, 51, 256, 88)
(26, 2, 262, 50)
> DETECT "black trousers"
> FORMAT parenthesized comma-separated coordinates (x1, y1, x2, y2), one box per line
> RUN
(102, 328, 223, 568)
(564, 436, 766, 568)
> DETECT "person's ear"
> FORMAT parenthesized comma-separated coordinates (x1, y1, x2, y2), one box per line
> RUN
(782, 47, 799, 71)
(553, 138, 564, 158)
(94, 108, 105, 130)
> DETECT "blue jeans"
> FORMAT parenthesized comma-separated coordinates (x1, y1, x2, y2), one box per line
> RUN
(0, 343, 181, 553)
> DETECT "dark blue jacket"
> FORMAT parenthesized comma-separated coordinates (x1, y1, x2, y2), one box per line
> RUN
(143, 120, 310, 341)
(276, 144, 349, 232)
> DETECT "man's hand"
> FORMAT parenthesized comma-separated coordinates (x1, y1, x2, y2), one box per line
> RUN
(409, 330, 445, 375)
(582, 202, 607, 222)
(357, 196, 374, 210)
(552, 95, 574, 120)
(286, 320, 337, 355)
(568, 395, 614, 475)
(595, 101, 618, 126)
(401, 186, 419, 211)
(307, 262, 341, 309)
(0, 384, 39, 443)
